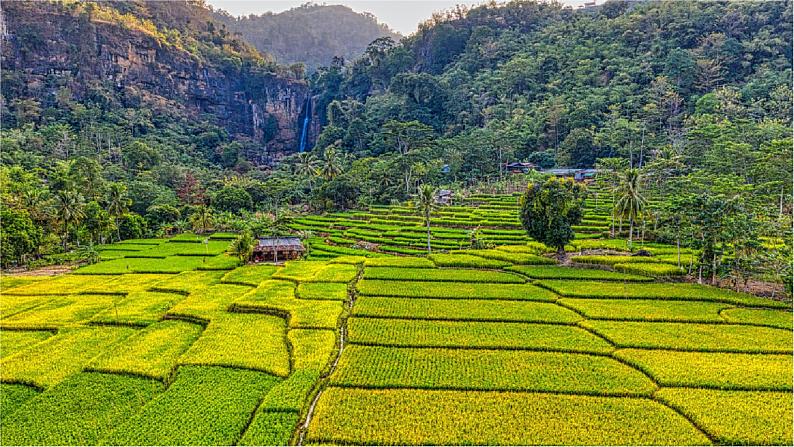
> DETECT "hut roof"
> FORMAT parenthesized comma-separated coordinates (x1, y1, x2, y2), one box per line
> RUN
(256, 237, 305, 251)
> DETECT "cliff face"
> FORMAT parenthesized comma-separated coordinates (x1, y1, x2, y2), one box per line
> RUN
(0, 1, 317, 153)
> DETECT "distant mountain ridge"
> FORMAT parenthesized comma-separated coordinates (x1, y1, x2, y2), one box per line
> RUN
(212, 3, 401, 71)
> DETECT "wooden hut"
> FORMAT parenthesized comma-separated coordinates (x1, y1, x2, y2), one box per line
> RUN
(253, 237, 305, 262)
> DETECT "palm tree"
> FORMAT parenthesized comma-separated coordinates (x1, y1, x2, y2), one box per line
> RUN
(416, 184, 436, 253)
(294, 152, 319, 182)
(106, 182, 130, 241)
(190, 206, 214, 234)
(230, 230, 255, 263)
(319, 146, 342, 180)
(614, 169, 647, 249)
(53, 189, 85, 248)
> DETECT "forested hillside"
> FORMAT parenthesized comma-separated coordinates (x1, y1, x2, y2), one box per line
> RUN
(1, 0, 792, 278)
(302, 0, 791, 201)
(213, 3, 400, 71)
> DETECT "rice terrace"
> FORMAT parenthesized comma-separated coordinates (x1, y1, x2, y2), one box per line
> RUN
(1, 192, 791, 445)
(1, 0, 793, 445)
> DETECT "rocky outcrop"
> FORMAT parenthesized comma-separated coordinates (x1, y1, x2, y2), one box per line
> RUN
(0, 1, 317, 153)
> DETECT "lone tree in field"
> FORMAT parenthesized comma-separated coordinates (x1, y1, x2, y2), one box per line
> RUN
(614, 168, 646, 249)
(416, 184, 436, 253)
(230, 230, 255, 263)
(520, 177, 585, 256)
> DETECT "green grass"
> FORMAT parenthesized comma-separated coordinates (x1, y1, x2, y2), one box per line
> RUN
(0, 384, 39, 418)
(353, 297, 581, 323)
(257, 369, 320, 413)
(655, 388, 793, 445)
(0, 276, 48, 291)
(289, 329, 337, 371)
(614, 349, 792, 390)
(0, 326, 135, 388)
(348, 318, 612, 353)
(74, 256, 209, 274)
(0, 330, 52, 358)
(538, 280, 788, 308)
(166, 284, 252, 321)
(310, 264, 359, 282)
(296, 282, 348, 300)
(362, 267, 524, 283)
(356, 279, 557, 301)
(559, 299, 729, 322)
(614, 262, 685, 277)
(363, 257, 435, 268)
(2, 372, 162, 445)
(235, 283, 344, 329)
(150, 270, 225, 294)
(3, 274, 116, 295)
(306, 388, 710, 445)
(91, 291, 185, 326)
(428, 253, 510, 268)
(239, 411, 300, 446)
(330, 345, 654, 395)
(0, 295, 52, 319)
(507, 265, 651, 281)
(82, 273, 174, 293)
(271, 261, 327, 281)
(1, 295, 120, 329)
(179, 313, 290, 376)
(460, 249, 555, 265)
(88, 320, 203, 380)
(102, 366, 280, 445)
(581, 321, 792, 353)
(571, 255, 668, 265)
(720, 307, 792, 329)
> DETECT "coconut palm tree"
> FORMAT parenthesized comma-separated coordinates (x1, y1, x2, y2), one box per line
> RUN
(190, 205, 214, 234)
(106, 182, 130, 241)
(417, 184, 436, 253)
(53, 189, 85, 248)
(294, 152, 320, 190)
(319, 146, 342, 180)
(614, 168, 647, 249)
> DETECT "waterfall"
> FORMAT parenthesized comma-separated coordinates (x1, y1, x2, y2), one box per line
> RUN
(298, 95, 312, 153)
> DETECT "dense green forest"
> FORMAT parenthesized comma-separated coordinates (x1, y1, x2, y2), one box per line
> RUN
(1, 0, 792, 291)
(212, 3, 400, 71)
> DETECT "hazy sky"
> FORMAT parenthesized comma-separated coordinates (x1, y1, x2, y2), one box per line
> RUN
(207, 0, 589, 35)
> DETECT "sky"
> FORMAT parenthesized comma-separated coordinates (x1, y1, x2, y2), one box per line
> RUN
(207, 0, 589, 35)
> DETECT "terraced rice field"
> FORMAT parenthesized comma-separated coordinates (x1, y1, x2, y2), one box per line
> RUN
(1, 196, 792, 445)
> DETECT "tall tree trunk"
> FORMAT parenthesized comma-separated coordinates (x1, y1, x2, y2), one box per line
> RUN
(426, 212, 432, 254)
(628, 216, 634, 249)
(711, 252, 717, 285)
